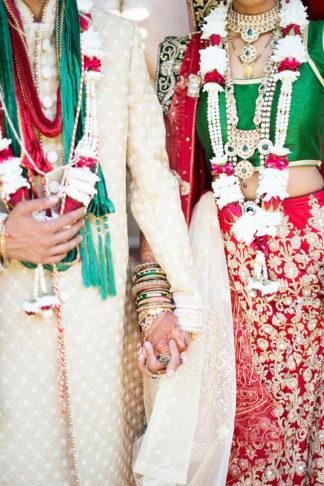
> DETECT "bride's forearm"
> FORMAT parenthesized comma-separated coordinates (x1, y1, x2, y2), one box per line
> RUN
(140, 232, 157, 263)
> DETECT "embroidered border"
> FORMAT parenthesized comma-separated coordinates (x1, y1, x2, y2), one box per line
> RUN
(156, 35, 192, 115)
(191, 0, 218, 32)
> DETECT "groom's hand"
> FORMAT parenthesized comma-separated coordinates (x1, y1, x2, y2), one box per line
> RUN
(5, 197, 86, 264)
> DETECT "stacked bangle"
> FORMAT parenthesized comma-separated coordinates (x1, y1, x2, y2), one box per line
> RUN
(132, 262, 173, 338)
(0, 214, 9, 270)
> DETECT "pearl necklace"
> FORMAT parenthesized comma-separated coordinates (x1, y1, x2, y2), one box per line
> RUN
(199, 0, 309, 296)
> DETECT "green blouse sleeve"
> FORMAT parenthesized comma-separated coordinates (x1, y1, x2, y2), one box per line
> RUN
(306, 20, 324, 84)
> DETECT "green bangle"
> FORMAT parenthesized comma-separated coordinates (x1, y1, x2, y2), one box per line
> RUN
(133, 271, 167, 282)
(137, 291, 172, 302)
(132, 262, 162, 275)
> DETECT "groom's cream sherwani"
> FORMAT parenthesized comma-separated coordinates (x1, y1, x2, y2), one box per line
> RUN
(0, 2, 198, 485)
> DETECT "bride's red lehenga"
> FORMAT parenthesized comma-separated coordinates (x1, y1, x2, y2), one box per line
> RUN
(161, 2, 324, 484)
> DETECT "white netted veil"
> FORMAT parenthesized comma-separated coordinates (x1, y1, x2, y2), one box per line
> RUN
(133, 192, 236, 486)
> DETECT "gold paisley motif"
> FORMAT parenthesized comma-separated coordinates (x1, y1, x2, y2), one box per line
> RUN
(224, 196, 324, 484)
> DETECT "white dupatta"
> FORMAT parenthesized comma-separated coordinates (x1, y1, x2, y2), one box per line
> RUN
(133, 191, 236, 486)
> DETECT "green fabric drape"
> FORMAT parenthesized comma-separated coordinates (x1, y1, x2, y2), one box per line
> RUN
(0, 1, 20, 155)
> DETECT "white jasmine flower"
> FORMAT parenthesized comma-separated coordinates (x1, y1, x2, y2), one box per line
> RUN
(81, 30, 103, 58)
(247, 278, 280, 296)
(274, 70, 300, 82)
(0, 138, 12, 151)
(77, 0, 93, 13)
(203, 82, 224, 94)
(210, 154, 228, 166)
(257, 168, 289, 201)
(200, 45, 227, 76)
(75, 139, 97, 159)
(232, 207, 281, 245)
(272, 36, 307, 63)
(201, 4, 229, 39)
(0, 157, 30, 199)
(280, 0, 308, 29)
(85, 70, 104, 82)
(212, 174, 243, 208)
(37, 295, 59, 313)
(22, 300, 40, 315)
(0, 157, 21, 174)
(63, 167, 100, 206)
(271, 146, 291, 156)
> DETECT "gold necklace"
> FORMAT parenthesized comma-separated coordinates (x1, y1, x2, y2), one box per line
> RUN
(227, 2, 280, 43)
(228, 32, 273, 79)
(227, 2, 279, 77)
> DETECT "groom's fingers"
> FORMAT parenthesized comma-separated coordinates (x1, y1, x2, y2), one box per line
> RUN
(165, 339, 181, 378)
(136, 345, 152, 377)
(144, 341, 165, 373)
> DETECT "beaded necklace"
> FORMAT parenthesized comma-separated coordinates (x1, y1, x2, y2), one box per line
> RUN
(200, 0, 309, 295)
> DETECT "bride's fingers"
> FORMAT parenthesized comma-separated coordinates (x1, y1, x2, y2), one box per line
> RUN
(169, 327, 188, 352)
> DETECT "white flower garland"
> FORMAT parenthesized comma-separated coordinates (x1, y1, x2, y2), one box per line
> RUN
(200, 0, 309, 295)
(279, 0, 308, 29)
(0, 0, 105, 316)
(0, 157, 30, 200)
(63, 166, 100, 206)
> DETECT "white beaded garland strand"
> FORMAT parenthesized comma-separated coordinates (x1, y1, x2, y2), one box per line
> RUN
(199, 0, 308, 295)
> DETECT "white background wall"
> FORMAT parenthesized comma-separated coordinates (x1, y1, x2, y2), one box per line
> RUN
(95, 0, 190, 78)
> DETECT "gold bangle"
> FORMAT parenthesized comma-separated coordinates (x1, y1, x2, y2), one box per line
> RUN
(132, 261, 162, 276)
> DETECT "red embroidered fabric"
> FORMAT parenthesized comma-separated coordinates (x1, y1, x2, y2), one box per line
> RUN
(227, 288, 284, 483)
(165, 34, 211, 225)
(218, 191, 324, 485)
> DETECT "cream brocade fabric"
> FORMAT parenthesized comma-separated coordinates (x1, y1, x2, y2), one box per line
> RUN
(0, 2, 200, 485)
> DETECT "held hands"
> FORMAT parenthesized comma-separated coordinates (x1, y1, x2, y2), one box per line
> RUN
(137, 312, 191, 379)
(5, 196, 86, 264)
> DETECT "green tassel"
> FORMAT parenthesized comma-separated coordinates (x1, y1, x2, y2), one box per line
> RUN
(0, 2, 21, 155)
(98, 232, 108, 300)
(85, 218, 100, 287)
(59, 0, 85, 164)
(88, 165, 115, 217)
(79, 227, 91, 288)
(105, 230, 117, 296)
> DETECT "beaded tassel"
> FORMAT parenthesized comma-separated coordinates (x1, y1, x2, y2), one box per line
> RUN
(22, 264, 58, 316)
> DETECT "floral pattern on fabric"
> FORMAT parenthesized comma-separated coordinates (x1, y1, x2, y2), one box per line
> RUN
(218, 192, 324, 485)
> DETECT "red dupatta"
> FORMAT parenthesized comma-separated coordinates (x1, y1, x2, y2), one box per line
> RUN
(165, 33, 211, 225)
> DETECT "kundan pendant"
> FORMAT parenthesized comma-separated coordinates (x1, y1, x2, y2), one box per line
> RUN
(235, 159, 254, 181)
(243, 64, 254, 79)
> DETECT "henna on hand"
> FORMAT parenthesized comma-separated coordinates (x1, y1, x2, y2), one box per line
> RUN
(146, 312, 189, 356)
